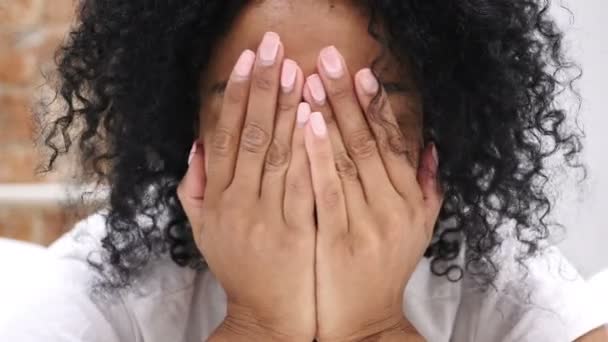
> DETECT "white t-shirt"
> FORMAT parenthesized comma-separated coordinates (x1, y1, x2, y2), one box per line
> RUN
(0, 211, 605, 342)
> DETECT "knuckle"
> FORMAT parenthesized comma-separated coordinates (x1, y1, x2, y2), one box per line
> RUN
(224, 81, 248, 105)
(384, 214, 405, 239)
(320, 185, 342, 210)
(364, 232, 383, 253)
(321, 110, 335, 126)
(219, 191, 237, 210)
(326, 83, 352, 101)
(316, 147, 335, 163)
(409, 202, 424, 220)
(334, 152, 358, 180)
(402, 204, 418, 223)
(403, 203, 429, 237)
(286, 175, 310, 197)
(253, 72, 275, 91)
(412, 206, 427, 229)
(386, 131, 408, 155)
(277, 100, 297, 113)
(346, 129, 377, 159)
(280, 230, 309, 251)
(211, 127, 237, 156)
(241, 122, 271, 153)
(265, 139, 290, 170)
(219, 193, 247, 219)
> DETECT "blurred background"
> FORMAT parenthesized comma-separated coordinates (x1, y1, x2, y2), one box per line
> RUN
(0, 0, 98, 246)
(0, 1, 606, 277)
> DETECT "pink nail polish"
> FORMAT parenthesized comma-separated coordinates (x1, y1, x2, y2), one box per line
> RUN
(310, 112, 327, 137)
(233, 50, 256, 79)
(320, 46, 344, 79)
(281, 59, 298, 93)
(306, 75, 326, 105)
(297, 102, 311, 127)
(358, 68, 379, 95)
(259, 32, 280, 66)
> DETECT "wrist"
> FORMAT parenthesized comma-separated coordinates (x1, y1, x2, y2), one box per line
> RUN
(208, 312, 311, 342)
(358, 316, 424, 342)
(208, 319, 273, 342)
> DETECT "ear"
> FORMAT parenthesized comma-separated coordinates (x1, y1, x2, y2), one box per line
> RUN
(179, 141, 206, 203)
(416, 143, 443, 228)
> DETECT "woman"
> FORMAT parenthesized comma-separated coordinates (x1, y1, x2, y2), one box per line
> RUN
(1, 0, 606, 341)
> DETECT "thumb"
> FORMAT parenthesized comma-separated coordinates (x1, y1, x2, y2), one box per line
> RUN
(177, 141, 206, 210)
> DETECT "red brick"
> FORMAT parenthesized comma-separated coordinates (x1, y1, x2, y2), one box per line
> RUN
(25, 26, 70, 76)
(0, 49, 37, 84)
(0, 204, 95, 246)
(0, 91, 33, 143)
(43, 0, 75, 23)
(0, 207, 36, 242)
(0, 32, 16, 52)
(0, 144, 38, 182)
(0, 0, 44, 29)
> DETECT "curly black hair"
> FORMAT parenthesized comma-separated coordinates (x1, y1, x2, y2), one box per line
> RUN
(37, 0, 583, 290)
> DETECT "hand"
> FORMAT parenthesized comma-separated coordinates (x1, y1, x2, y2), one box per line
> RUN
(177, 32, 315, 341)
(302, 46, 443, 341)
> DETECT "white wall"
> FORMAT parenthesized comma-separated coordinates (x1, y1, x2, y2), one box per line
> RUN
(551, 0, 608, 278)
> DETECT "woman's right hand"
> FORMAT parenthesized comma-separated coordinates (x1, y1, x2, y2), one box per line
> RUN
(177, 32, 315, 342)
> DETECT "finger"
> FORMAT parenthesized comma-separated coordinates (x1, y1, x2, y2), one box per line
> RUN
(261, 59, 304, 207)
(177, 141, 206, 229)
(304, 75, 366, 213)
(283, 103, 315, 229)
(416, 143, 443, 237)
(304, 112, 348, 238)
(205, 49, 256, 199)
(317, 46, 393, 201)
(232, 32, 284, 197)
(354, 68, 422, 202)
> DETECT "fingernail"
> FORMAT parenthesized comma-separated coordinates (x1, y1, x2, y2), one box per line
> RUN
(234, 50, 256, 79)
(188, 142, 198, 165)
(297, 102, 311, 127)
(358, 68, 379, 95)
(310, 112, 327, 137)
(306, 74, 326, 105)
(259, 32, 280, 66)
(320, 46, 344, 79)
(281, 59, 298, 93)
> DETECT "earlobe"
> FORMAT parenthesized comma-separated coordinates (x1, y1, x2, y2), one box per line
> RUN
(416, 142, 441, 194)
(415, 144, 430, 184)
(181, 140, 207, 202)
(417, 142, 443, 231)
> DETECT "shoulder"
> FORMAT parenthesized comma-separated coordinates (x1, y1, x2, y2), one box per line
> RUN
(0, 210, 203, 342)
(49, 210, 198, 297)
(0, 211, 130, 341)
(452, 238, 607, 342)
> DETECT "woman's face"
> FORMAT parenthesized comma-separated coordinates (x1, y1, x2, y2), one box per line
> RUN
(199, 0, 424, 165)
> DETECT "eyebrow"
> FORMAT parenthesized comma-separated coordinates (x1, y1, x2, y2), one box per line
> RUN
(208, 80, 412, 95)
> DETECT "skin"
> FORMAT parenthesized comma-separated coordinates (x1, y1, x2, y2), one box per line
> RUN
(199, 0, 423, 160)
(181, 31, 438, 340)
(177, 1, 608, 341)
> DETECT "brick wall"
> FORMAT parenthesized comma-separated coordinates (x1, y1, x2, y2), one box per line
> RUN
(0, 0, 101, 245)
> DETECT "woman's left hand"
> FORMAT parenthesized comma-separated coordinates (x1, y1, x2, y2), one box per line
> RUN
(302, 46, 444, 341)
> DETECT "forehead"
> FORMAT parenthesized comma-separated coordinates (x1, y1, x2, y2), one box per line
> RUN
(203, 0, 391, 85)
